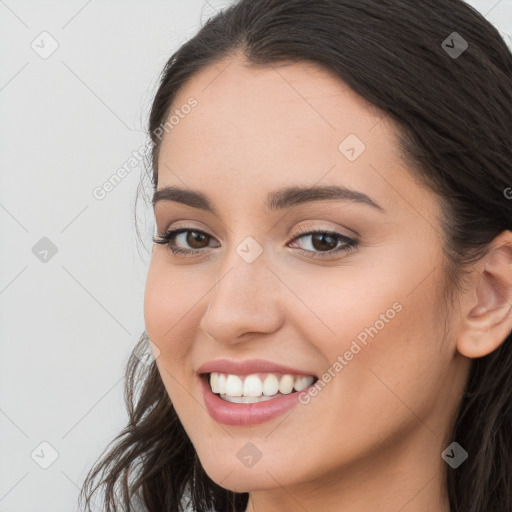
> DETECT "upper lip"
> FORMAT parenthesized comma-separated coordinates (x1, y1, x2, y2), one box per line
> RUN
(197, 358, 317, 377)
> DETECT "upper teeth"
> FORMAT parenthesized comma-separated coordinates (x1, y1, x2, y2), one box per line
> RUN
(209, 372, 315, 397)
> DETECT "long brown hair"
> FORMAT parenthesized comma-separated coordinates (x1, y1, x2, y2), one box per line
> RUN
(79, 1, 512, 510)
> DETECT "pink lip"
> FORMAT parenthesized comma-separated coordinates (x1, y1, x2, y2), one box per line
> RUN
(196, 358, 317, 377)
(199, 375, 314, 426)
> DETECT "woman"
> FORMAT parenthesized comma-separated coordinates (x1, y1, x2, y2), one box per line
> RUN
(79, 0, 512, 511)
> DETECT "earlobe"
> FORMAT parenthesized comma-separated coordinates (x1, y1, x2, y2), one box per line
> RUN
(457, 231, 512, 359)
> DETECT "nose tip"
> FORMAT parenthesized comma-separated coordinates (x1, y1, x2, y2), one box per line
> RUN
(199, 262, 283, 345)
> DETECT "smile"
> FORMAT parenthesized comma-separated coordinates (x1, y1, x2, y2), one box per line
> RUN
(197, 358, 319, 425)
(209, 372, 316, 403)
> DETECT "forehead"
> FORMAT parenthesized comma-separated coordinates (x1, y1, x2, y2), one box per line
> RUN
(155, 56, 429, 220)
(165, 56, 383, 148)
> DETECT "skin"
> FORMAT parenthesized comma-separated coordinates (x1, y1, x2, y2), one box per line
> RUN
(144, 54, 512, 512)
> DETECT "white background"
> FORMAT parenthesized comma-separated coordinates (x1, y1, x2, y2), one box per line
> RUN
(1, 1, 511, 510)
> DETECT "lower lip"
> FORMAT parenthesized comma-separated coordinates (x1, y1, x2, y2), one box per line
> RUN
(200, 375, 313, 426)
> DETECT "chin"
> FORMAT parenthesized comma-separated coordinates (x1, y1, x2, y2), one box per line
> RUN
(202, 464, 283, 493)
(196, 446, 308, 493)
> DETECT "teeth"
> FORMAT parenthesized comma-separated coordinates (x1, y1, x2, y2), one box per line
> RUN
(217, 373, 226, 395)
(278, 375, 294, 394)
(210, 372, 219, 393)
(208, 372, 315, 400)
(243, 374, 263, 397)
(294, 375, 314, 391)
(225, 375, 243, 397)
(262, 374, 279, 396)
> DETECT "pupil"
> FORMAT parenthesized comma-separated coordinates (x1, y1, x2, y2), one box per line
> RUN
(312, 233, 336, 251)
(188, 231, 208, 248)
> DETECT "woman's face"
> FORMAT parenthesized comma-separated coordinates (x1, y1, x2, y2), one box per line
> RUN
(144, 56, 471, 496)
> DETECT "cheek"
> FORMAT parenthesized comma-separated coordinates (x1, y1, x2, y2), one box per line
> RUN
(143, 260, 198, 368)
(144, 257, 200, 342)
(331, 277, 448, 437)
(286, 252, 449, 425)
(248, 269, 450, 484)
(144, 261, 201, 418)
(289, 244, 446, 364)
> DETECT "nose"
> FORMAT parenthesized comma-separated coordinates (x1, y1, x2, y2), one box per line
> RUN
(199, 250, 284, 345)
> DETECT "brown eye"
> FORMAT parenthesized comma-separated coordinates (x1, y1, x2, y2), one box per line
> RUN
(289, 229, 359, 259)
(152, 228, 218, 255)
(309, 233, 338, 252)
(186, 231, 210, 249)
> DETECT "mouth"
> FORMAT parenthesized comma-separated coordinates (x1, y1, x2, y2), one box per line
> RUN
(201, 371, 319, 403)
(197, 358, 320, 425)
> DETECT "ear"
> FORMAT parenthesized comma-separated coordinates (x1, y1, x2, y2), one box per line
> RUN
(457, 230, 512, 359)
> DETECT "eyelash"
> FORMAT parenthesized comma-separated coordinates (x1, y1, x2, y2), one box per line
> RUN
(152, 226, 359, 259)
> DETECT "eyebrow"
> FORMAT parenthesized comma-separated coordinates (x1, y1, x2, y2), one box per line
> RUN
(152, 184, 385, 214)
